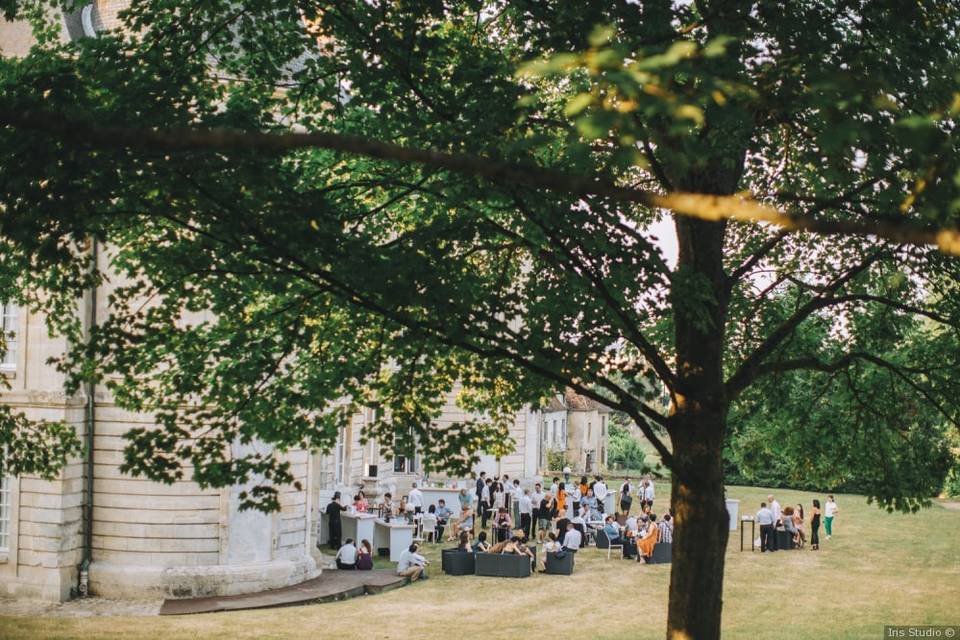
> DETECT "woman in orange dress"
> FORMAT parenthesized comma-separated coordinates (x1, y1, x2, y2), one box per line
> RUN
(556, 481, 567, 518)
(636, 514, 660, 562)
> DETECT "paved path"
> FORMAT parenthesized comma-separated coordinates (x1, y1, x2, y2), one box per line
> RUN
(159, 569, 407, 616)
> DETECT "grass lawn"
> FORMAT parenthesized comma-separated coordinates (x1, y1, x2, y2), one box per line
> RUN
(2, 484, 958, 640)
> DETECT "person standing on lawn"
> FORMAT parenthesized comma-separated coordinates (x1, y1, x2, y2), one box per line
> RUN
(518, 488, 533, 539)
(408, 482, 424, 515)
(618, 476, 633, 515)
(824, 495, 839, 539)
(640, 478, 656, 510)
(593, 475, 608, 514)
(530, 482, 545, 538)
(810, 499, 822, 550)
(537, 492, 557, 543)
(326, 491, 348, 550)
(756, 501, 776, 552)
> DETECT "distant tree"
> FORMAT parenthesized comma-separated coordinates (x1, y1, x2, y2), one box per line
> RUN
(608, 421, 653, 473)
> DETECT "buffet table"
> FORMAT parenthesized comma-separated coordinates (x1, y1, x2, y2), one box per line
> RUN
(373, 519, 416, 562)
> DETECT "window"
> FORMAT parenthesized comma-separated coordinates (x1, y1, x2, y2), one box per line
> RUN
(587, 421, 592, 441)
(1, 303, 17, 370)
(393, 455, 416, 474)
(560, 419, 567, 447)
(0, 475, 11, 552)
(334, 429, 346, 485)
(601, 415, 607, 436)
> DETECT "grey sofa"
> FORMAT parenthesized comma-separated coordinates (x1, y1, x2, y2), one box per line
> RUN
(648, 542, 672, 564)
(544, 551, 574, 575)
(474, 551, 533, 578)
(775, 530, 796, 550)
(441, 548, 476, 576)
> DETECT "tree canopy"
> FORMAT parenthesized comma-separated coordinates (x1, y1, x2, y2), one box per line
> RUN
(1, 1, 959, 637)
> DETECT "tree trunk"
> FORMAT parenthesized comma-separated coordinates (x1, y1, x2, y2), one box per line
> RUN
(666, 408, 729, 640)
(665, 213, 733, 639)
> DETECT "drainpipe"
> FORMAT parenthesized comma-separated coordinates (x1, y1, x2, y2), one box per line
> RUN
(78, 238, 98, 597)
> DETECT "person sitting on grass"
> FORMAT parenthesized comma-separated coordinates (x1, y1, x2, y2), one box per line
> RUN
(356, 539, 374, 570)
(562, 521, 582, 552)
(397, 542, 429, 581)
(335, 538, 358, 570)
(473, 530, 490, 553)
(637, 514, 660, 563)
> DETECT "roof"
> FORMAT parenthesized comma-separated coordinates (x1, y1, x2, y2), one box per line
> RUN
(563, 388, 613, 413)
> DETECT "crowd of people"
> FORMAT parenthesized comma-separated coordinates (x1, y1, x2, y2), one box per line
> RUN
(755, 493, 840, 551)
(328, 473, 676, 579)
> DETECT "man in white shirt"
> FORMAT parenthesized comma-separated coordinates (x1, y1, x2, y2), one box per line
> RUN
(641, 479, 656, 508)
(335, 538, 358, 570)
(530, 483, 546, 538)
(562, 522, 582, 552)
(625, 514, 639, 535)
(549, 476, 560, 496)
(396, 542, 429, 581)
(756, 502, 776, 552)
(768, 494, 781, 526)
(408, 483, 424, 515)
(593, 476, 608, 513)
(518, 489, 533, 539)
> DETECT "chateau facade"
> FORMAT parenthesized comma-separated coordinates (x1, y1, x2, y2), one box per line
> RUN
(0, 6, 611, 603)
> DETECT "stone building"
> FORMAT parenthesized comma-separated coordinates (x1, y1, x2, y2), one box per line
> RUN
(537, 389, 612, 474)
(0, 5, 609, 603)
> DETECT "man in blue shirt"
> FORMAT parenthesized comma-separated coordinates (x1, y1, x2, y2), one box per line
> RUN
(435, 499, 452, 541)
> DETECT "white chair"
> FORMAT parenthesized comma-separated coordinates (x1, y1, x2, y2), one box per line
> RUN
(596, 529, 623, 560)
(421, 513, 438, 543)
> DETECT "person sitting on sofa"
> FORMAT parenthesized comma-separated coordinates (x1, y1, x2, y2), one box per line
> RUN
(336, 538, 358, 570)
(657, 512, 674, 543)
(637, 514, 660, 563)
(782, 506, 799, 547)
(563, 521, 582, 552)
(473, 530, 490, 553)
(456, 531, 471, 552)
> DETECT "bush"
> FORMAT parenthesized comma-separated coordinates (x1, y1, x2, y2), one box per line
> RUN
(608, 423, 652, 473)
(546, 448, 570, 472)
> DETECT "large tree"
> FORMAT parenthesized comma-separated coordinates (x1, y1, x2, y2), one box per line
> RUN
(2, 1, 960, 638)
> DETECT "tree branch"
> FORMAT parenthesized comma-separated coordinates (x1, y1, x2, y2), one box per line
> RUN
(725, 252, 886, 397)
(3, 107, 960, 255)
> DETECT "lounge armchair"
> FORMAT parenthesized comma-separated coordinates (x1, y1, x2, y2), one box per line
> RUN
(441, 548, 476, 576)
(474, 551, 533, 578)
(775, 530, 796, 550)
(544, 551, 574, 575)
(648, 542, 672, 564)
